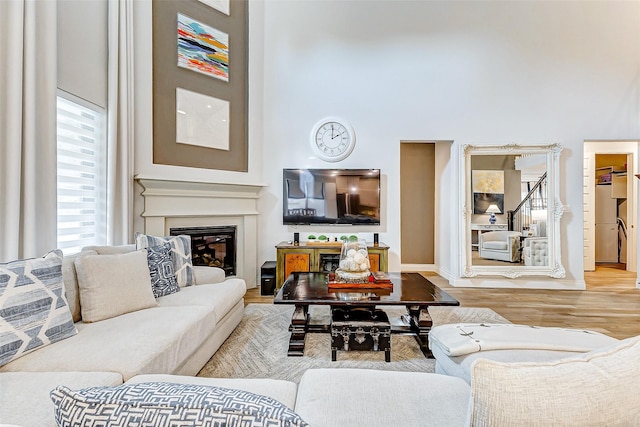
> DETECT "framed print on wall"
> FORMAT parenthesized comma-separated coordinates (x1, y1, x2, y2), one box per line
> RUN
(472, 170, 505, 214)
(176, 88, 230, 150)
(197, 0, 230, 15)
(177, 13, 229, 82)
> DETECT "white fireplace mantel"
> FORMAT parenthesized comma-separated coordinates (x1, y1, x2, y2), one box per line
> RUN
(135, 176, 266, 288)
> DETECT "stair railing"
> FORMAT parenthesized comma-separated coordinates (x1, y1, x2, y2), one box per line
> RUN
(507, 171, 547, 232)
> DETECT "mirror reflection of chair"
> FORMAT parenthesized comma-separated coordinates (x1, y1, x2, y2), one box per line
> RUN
(523, 237, 548, 266)
(478, 231, 522, 263)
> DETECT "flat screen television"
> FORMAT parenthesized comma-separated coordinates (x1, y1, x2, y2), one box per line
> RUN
(283, 168, 381, 225)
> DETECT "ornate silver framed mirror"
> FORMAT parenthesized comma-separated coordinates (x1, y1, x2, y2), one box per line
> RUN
(460, 143, 565, 278)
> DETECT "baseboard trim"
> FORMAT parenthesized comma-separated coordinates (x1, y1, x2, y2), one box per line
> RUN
(451, 277, 586, 290)
(400, 263, 437, 272)
(397, 264, 586, 289)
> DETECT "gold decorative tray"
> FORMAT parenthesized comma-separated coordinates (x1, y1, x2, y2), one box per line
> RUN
(328, 281, 393, 290)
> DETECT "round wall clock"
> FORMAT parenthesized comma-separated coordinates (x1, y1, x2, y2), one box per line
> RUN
(310, 117, 356, 162)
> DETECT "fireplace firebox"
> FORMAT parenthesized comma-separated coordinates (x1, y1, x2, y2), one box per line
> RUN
(169, 226, 236, 276)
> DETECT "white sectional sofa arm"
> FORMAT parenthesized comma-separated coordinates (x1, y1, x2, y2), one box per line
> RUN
(193, 265, 226, 285)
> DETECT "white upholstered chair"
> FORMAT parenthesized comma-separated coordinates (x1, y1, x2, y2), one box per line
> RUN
(523, 237, 548, 266)
(478, 231, 521, 263)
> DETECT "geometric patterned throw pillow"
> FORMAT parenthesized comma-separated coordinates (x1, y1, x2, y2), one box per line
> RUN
(145, 243, 180, 298)
(0, 250, 77, 366)
(135, 233, 194, 287)
(51, 382, 310, 427)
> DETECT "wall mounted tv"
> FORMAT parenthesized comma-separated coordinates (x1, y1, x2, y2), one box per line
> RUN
(283, 168, 381, 225)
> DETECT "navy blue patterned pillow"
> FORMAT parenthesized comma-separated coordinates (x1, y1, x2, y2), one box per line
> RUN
(51, 382, 310, 427)
(145, 244, 180, 298)
(135, 233, 194, 287)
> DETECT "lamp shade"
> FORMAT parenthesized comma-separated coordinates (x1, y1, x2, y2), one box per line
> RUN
(485, 204, 501, 214)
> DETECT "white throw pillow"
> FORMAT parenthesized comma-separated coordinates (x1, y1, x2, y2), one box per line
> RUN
(467, 335, 640, 426)
(74, 250, 157, 323)
(62, 250, 97, 323)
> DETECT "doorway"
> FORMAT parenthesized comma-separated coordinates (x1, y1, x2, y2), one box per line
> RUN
(400, 142, 435, 265)
(583, 141, 638, 275)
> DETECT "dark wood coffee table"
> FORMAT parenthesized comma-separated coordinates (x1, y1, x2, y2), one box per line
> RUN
(273, 272, 460, 358)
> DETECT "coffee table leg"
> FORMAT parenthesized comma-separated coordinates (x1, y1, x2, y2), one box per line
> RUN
(287, 304, 309, 356)
(407, 305, 433, 358)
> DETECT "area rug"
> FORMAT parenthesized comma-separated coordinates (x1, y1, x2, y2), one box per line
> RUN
(197, 304, 509, 383)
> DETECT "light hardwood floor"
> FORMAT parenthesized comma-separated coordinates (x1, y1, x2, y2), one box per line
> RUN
(245, 264, 640, 340)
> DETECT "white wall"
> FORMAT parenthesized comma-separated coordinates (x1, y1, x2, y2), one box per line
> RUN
(130, 0, 640, 288)
(257, 0, 640, 287)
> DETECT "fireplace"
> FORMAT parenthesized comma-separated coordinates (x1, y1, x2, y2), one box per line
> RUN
(170, 226, 236, 276)
(136, 178, 263, 288)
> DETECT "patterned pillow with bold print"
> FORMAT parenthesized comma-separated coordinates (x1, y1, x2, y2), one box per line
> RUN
(51, 382, 310, 427)
(135, 233, 194, 287)
(0, 250, 77, 366)
(145, 243, 180, 298)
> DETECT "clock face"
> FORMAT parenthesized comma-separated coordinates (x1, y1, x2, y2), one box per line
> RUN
(310, 118, 356, 162)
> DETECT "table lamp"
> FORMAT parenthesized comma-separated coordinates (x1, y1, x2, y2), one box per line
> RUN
(485, 204, 501, 224)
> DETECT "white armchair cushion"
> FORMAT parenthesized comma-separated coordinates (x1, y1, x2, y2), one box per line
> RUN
(481, 241, 508, 250)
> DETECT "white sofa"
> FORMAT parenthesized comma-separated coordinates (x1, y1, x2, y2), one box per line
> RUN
(478, 230, 521, 262)
(3, 245, 639, 426)
(6, 336, 639, 427)
(0, 244, 247, 427)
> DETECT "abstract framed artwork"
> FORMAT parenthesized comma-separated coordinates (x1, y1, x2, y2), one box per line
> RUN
(177, 13, 229, 82)
(472, 170, 505, 214)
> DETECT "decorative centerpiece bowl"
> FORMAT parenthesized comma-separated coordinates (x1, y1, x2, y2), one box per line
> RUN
(335, 239, 370, 283)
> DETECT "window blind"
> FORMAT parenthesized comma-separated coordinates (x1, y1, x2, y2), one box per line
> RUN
(56, 95, 106, 255)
